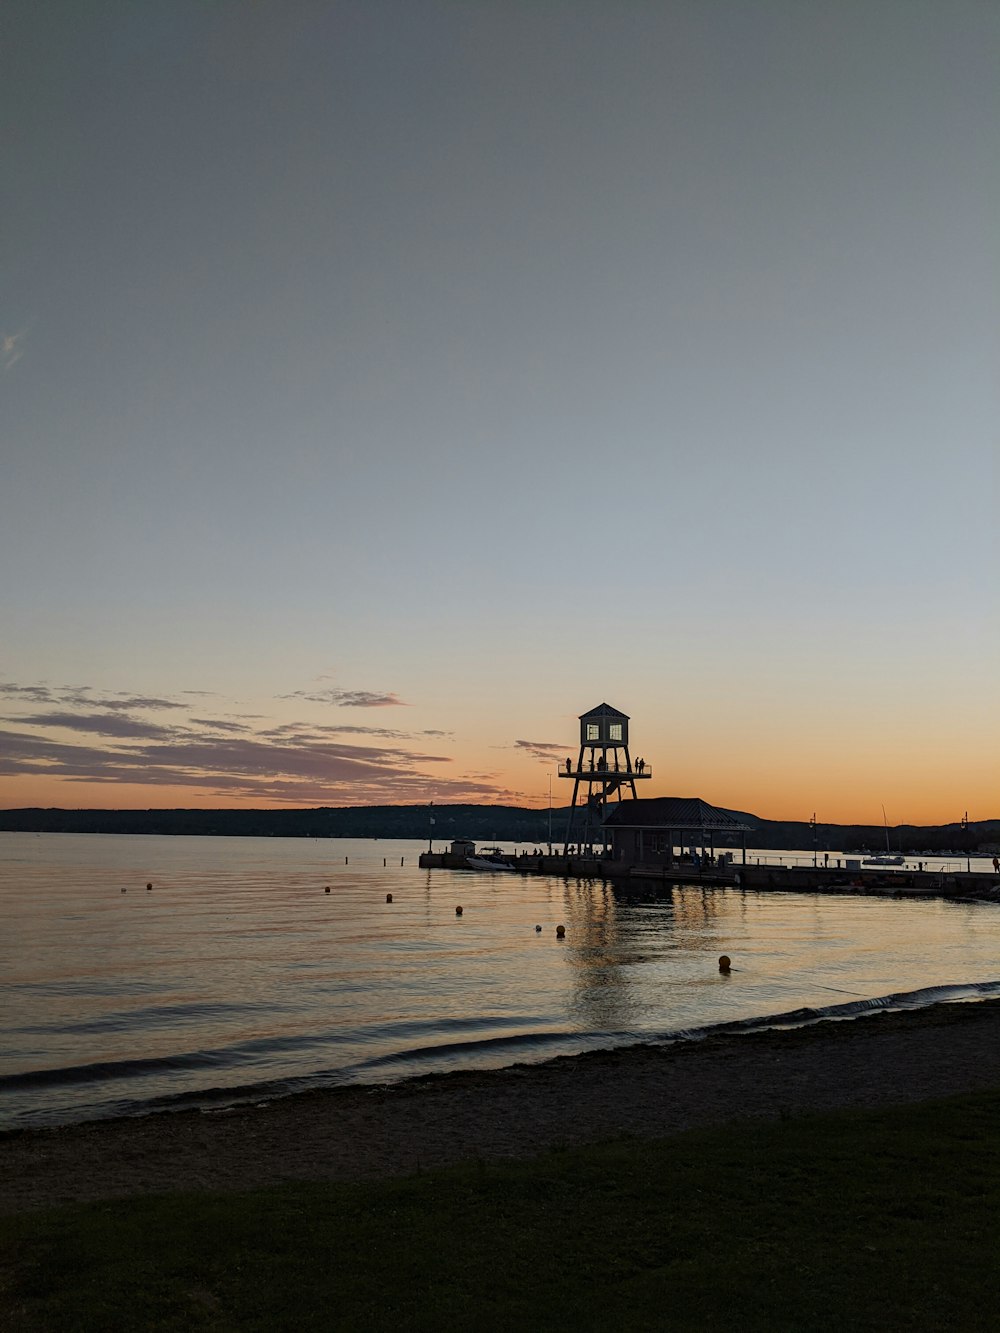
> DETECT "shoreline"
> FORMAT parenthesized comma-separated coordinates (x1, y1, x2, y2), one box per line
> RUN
(4, 997, 1000, 1215)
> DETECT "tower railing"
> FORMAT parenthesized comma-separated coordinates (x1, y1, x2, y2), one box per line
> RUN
(559, 761, 651, 779)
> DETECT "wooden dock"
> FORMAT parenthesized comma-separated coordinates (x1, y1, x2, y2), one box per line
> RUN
(417, 851, 1000, 902)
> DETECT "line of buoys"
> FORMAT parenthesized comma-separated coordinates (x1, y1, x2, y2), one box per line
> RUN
(386, 893, 393, 903)
(719, 955, 731, 974)
(556, 924, 566, 938)
(455, 905, 463, 915)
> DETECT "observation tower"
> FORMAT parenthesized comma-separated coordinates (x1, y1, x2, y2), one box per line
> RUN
(559, 703, 651, 853)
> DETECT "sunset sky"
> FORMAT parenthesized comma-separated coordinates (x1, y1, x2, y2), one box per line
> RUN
(2, 1, 997, 824)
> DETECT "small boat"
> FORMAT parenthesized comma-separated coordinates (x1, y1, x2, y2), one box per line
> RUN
(862, 806, 905, 866)
(465, 845, 516, 871)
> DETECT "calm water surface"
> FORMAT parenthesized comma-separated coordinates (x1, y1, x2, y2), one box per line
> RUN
(3, 833, 999, 1127)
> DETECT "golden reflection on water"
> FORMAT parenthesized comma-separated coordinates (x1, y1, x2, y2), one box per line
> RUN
(4, 833, 1000, 1126)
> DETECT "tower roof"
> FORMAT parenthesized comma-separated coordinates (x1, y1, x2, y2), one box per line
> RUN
(579, 702, 629, 720)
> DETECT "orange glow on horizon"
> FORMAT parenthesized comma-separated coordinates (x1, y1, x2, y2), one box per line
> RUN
(1, 767, 994, 827)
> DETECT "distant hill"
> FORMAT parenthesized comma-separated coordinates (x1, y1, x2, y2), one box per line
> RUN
(0, 804, 997, 853)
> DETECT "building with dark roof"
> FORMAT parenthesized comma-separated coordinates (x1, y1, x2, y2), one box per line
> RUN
(603, 797, 752, 864)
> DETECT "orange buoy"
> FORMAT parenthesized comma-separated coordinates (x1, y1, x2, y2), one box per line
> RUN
(455, 905, 463, 916)
(719, 955, 731, 973)
(386, 893, 393, 903)
(556, 924, 566, 938)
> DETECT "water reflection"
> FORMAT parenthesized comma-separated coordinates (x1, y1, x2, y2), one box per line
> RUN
(4, 833, 1000, 1127)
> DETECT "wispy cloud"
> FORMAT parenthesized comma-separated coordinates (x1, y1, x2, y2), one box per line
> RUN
(0, 724, 500, 805)
(0, 677, 502, 805)
(18, 711, 182, 740)
(281, 688, 408, 708)
(0, 684, 55, 702)
(515, 739, 568, 763)
(189, 717, 253, 732)
(259, 722, 413, 741)
(103, 695, 188, 711)
(0, 682, 185, 711)
(2, 330, 25, 372)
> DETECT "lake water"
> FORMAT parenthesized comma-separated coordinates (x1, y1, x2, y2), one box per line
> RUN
(3, 832, 1000, 1129)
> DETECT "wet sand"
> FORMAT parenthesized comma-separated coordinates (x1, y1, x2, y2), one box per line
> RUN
(4, 1000, 1000, 1214)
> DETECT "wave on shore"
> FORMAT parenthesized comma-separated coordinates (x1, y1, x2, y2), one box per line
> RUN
(5, 979, 1000, 1131)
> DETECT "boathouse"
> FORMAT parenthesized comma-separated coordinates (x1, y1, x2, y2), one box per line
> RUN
(602, 797, 752, 865)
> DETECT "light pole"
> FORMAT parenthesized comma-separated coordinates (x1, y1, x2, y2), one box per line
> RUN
(962, 810, 970, 874)
(811, 812, 817, 867)
(547, 773, 553, 856)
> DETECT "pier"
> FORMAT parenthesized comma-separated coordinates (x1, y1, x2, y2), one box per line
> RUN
(420, 701, 1000, 903)
(416, 849, 1000, 902)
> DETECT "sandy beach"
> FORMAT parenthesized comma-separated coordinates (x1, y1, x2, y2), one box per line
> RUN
(3, 1000, 1000, 1215)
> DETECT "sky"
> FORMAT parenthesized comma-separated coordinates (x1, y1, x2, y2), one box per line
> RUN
(2, 0, 997, 824)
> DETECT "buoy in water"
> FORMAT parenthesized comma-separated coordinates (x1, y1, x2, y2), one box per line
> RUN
(324, 886, 331, 894)
(535, 925, 542, 932)
(386, 893, 393, 903)
(719, 955, 732, 973)
(556, 924, 566, 938)
(146, 882, 152, 891)
(455, 905, 463, 915)
(121, 887, 126, 894)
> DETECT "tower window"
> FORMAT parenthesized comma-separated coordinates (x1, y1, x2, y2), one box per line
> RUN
(586, 723, 600, 741)
(609, 723, 623, 741)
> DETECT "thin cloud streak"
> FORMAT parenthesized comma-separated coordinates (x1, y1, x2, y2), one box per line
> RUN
(189, 718, 253, 732)
(516, 739, 567, 763)
(282, 689, 409, 708)
(17, 712, 183, 740)
(2, 331, 24, 371)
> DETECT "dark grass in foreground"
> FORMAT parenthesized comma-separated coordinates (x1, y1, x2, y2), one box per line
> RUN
(4, 1091, 1000, 1331)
